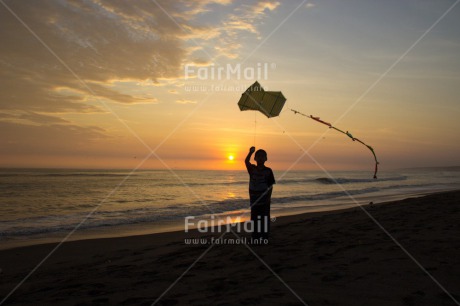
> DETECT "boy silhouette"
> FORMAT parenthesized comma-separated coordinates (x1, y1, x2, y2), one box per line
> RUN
(245, 146, 275, 241)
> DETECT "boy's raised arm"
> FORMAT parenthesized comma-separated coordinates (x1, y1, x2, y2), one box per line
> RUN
(245, 146, 255, 172)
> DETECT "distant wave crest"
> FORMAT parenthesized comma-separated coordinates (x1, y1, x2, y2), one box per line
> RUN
(314, 176, 407, 185)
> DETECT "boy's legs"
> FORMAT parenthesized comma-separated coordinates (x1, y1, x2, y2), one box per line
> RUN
(250, 203, 270, 240)
(250, 207, 260, 240)
(260, 204, 270, 240)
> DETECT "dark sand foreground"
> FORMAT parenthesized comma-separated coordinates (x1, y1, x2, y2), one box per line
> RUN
(1, 191, 459, 305)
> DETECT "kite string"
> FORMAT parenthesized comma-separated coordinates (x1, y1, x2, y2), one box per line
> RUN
(254, 111, 257, 146)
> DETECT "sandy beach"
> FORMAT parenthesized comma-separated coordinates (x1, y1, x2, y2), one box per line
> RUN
(1, 190, 459, 305)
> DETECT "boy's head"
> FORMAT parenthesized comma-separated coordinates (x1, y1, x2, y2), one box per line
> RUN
(254, 149, 267, 164)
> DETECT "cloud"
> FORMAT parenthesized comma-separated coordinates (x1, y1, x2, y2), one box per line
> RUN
(0, 0, 222, 146)
(176, 98, 197, 104)
(186, 58, 214, 66)
(0, 0, 281, 113)
(252, 1, 281, 14)
(305, 3, 316, 9)
(168, 0, 234, 20)
(81, 83, 158, 104)
(0, 1, 184, 154)
(0, 111, 70, 126)
(0, 0, 282, 156)
(213, 1, 281, 58)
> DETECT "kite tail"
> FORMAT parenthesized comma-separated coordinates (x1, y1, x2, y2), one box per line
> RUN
(373, 162, 378, 179)
(290, 108, 379, 179)
(366, 145, 379, 179)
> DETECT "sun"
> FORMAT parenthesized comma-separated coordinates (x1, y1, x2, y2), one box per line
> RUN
(228, 155, 235, 161)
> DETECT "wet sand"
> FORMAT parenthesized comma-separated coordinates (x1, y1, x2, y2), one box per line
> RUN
(1, 190, 459, 305)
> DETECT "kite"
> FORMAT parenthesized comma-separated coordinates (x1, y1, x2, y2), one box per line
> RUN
(237, 81, 379, 179)
(237, 81, 286, 118)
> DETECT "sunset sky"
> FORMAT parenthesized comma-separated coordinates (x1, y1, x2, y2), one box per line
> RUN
(1, 0, 459, 171)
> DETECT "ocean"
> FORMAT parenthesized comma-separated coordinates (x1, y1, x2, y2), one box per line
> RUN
(1, 168, 459, 249)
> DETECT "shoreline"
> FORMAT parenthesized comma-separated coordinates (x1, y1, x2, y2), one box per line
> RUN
(1, 187, 459, 251)
(1, 190, 459, 305)
(1, 187, 458, 251)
